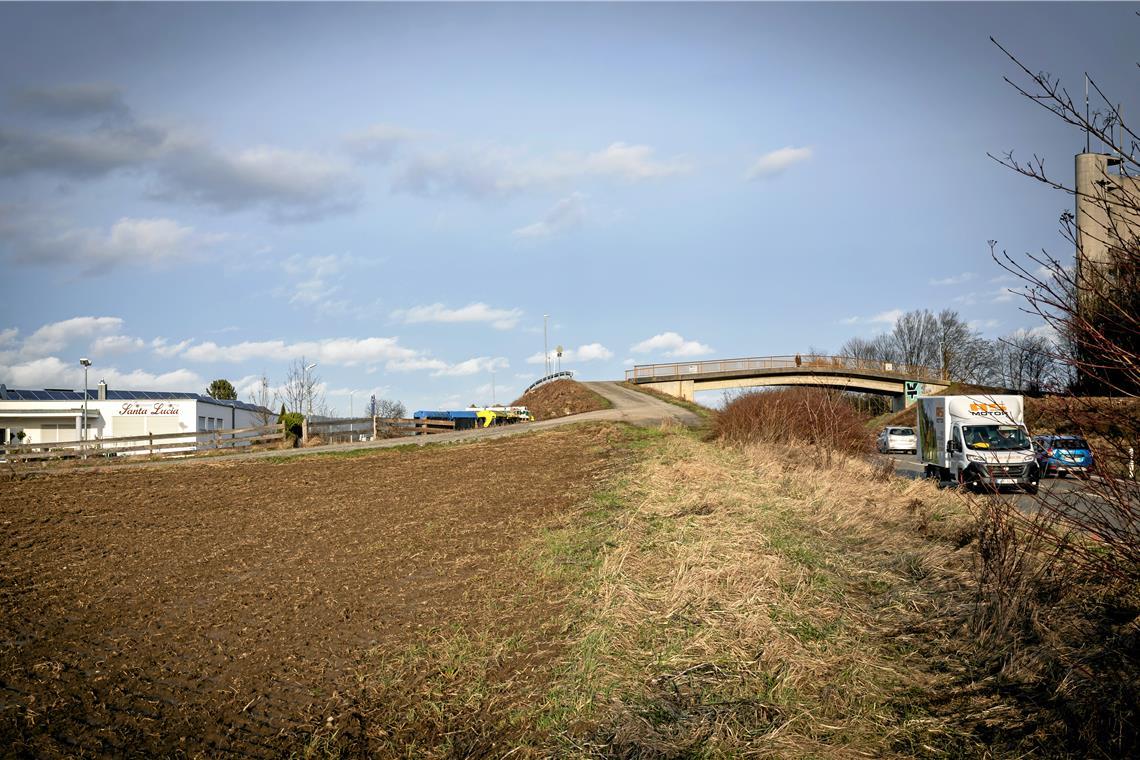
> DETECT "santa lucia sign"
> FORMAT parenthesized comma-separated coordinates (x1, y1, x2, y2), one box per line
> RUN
(118, 402, 181, 416)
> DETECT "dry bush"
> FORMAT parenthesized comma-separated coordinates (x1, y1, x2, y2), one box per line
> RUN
(962, 496, 1140, 755)
(712, 387, 874, 462)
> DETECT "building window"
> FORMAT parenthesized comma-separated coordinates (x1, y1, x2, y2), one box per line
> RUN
(198, 416, 206, 432)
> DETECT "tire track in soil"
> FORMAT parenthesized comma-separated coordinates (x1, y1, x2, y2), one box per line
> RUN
(1, 425, 625, 756)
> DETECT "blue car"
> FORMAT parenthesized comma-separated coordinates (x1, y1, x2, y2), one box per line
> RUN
(1033, 435, 1095, 477)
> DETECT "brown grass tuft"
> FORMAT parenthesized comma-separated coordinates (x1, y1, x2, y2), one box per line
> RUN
(713, 387, 874, 461)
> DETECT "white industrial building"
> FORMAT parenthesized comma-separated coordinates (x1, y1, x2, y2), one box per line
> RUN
(0, 381, 272, 448)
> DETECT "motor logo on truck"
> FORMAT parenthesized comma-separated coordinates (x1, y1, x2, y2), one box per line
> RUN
(968, 402, 1008, 416)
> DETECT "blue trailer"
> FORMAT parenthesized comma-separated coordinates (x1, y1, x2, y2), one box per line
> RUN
(413, 410, 480, 430)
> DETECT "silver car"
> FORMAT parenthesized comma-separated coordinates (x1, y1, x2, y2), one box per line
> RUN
(877, 426, 917, 454)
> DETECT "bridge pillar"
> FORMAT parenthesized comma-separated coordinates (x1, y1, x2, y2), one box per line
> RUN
(890, 394, 906, 412)
(643, 380, 695, 402)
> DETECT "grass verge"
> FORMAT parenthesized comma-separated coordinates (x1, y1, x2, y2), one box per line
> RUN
(541, 427, 990, 757)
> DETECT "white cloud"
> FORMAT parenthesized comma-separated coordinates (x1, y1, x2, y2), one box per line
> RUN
(0, 86, 360, 221)
(967, 319, 1001, 332)
(839, 316, 860, 325)
(90, 334, 145, 356)
(630, 332, 714, 358)
(582, 143, 691, 181)
(152, 337, 191, 358)
(930, 272, 974, 286)
(100, 366, 204, 392)
(0, 328, 18, 347)
(0, 210, 220, 271)
(158, 142, 360, 222)
(391, 302, 523, 330)
(0, 356, 76, 387)
(178, 336, 420, 367)
(0, 354, 202, 392)
(992, 285, 1018, 303)
(869, 309, 903, 324)
(394, 142, 691, 199)
(746, 146, 813, 180)
(526, 342, 614, 364)
(386, 357, 449, 372)
(513, 193, 587, 239)
(431, 356, 509, 377)
(344, 123, 420, 163)
(281, 253, 364, 307)
(25, 316, 123, 355)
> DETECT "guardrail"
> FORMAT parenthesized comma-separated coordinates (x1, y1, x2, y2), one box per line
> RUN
(625, 355, 942, 382)
(0, 422, 285, 463)
(522, 370, 574, 396)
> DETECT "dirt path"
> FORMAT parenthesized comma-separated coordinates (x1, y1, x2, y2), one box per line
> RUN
(0, 425, 628, 756)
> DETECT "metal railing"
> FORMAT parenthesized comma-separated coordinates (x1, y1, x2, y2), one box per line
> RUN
(625, 355, 942, 382)
(522, 370, 574, 396)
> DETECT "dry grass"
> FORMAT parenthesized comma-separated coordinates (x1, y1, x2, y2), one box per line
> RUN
(513, 379, 613, 420)
(548, 427, 983, 757)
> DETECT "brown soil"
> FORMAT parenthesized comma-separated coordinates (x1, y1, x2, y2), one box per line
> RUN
(0, 425, 622, 756)
(512, 379, 610, 421)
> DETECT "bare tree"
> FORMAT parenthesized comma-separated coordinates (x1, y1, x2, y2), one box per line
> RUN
(375, 398, 406, 419)
(988, 35, 1140, 580)
(247, 372, 277, 425)
(990, 331, 1062, 394)
(890, 309, 940, 371)
(282, 357, 324, 416)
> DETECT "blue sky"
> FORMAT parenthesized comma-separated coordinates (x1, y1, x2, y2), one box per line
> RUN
(1, 2, 1135, 413)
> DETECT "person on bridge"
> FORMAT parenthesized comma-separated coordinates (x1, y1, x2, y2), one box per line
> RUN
(795, 353, 802, 367)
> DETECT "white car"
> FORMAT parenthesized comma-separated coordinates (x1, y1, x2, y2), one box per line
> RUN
(877, 426, 917, 454)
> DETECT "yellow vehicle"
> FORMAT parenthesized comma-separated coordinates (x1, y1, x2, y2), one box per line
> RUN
(474, 406, 532, 428)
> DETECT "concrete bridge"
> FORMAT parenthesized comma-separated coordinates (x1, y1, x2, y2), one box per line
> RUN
(625, 355, 950, 409)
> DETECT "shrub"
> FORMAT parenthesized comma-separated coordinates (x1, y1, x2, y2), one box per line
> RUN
(279, 411, 304, 445)
(713, 387, 873, 460)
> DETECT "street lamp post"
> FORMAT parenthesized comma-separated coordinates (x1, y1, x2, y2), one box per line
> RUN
(79, 358, 91, 453)
(304, 362, 317, 417)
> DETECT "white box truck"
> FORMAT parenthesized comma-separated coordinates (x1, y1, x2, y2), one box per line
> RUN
(916, 395, 1040, 494)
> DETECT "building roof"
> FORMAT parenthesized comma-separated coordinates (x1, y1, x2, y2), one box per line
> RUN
(0, 385, 269, 414)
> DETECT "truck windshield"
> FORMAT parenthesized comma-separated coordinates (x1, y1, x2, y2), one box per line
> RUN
(962, 425, 1030, 451)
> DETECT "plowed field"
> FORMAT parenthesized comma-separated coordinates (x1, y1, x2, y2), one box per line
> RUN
(0, 425, 621, 756)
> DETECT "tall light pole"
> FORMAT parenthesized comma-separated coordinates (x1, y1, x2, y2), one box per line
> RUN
(79, 358, 91, 443)
(304, 362, 317, 417)
(543, 314, 550, 377)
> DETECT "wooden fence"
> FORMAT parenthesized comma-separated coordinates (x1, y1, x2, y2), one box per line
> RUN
(303, 416, 456, 444)
(0, 423, 285, 463)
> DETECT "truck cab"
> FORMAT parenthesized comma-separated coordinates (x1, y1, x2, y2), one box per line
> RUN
(919, 395, 1040, 494)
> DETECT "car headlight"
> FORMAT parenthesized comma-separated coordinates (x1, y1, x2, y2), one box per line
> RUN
(966, 453, 985, 463)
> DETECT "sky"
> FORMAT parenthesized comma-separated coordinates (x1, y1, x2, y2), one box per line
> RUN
(1, 2, 1136, 414)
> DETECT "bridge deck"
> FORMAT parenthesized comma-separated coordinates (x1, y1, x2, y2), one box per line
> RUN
(626, 355, 943, 385)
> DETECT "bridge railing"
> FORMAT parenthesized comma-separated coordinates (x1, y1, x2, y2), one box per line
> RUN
(625, 355, 942, 382)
